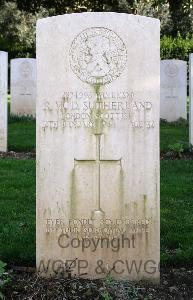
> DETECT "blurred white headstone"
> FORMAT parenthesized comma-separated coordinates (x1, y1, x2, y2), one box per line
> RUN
(11, 58, 36, 117)
(0, 51, 8, 152)
(160, 59, 187, 122)
(189, 54, 193, 145)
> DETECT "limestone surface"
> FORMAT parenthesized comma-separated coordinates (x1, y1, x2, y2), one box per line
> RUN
(36, 12, 160, 282)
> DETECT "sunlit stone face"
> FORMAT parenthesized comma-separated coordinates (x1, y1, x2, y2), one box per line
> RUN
(36, 12, 160, 282)
(0, 51, 8, 152)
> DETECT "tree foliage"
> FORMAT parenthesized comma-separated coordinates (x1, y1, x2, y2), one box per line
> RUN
(0, 2, 53, 58)
(161, 33, 193, 61)
(167, 0, 193, 36)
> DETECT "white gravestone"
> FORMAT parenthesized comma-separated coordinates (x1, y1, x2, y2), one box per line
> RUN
(36, 13, 160, 282)
(0, 51, 8, 152)
(160, 59, 187, 122)
(11, 58, 36, 117)
(189, 54, 193, 145)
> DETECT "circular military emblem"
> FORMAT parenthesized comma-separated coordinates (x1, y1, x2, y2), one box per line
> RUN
(19, 61, 32, 79)
(164, 62, 179, 77)
(69, 27, 127, 85)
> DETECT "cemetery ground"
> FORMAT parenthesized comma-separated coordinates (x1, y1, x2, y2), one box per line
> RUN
(0, 117, 193, 299)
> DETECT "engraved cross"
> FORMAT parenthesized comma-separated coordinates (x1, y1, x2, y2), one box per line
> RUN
(74, 134, 121, 219)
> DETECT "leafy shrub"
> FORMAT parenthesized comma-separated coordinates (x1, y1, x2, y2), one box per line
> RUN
(168, 141, 193, 157)
(161, 33, 193, 61)
(0, 261, 10, 300)
(0, 2, 55, 59)
(168, 142, 184, 157)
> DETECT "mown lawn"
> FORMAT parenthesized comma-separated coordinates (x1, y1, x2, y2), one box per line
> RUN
(161, 160, 193, 266)
(8, 116, 35, 152)
(0, 118, 192, 267)
(160, 123, 189, 152)
(0, 159, 35, 265)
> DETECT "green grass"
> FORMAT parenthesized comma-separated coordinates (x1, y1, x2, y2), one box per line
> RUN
(0, 159, 35, 265)
(160, 122, 189, 152)
(161, 160, 193, 266)
(8, 116, 35, 152)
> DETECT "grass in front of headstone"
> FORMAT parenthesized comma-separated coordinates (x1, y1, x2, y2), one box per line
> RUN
(0, 157, 193, 268)
(8, 115, 35, 152)
(0, 159, 35, 266)
(160, 119, 189, 152)
(161, 159, 193, 266)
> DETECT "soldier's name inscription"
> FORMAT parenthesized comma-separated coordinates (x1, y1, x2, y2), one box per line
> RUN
(41, 90, 155, 130)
